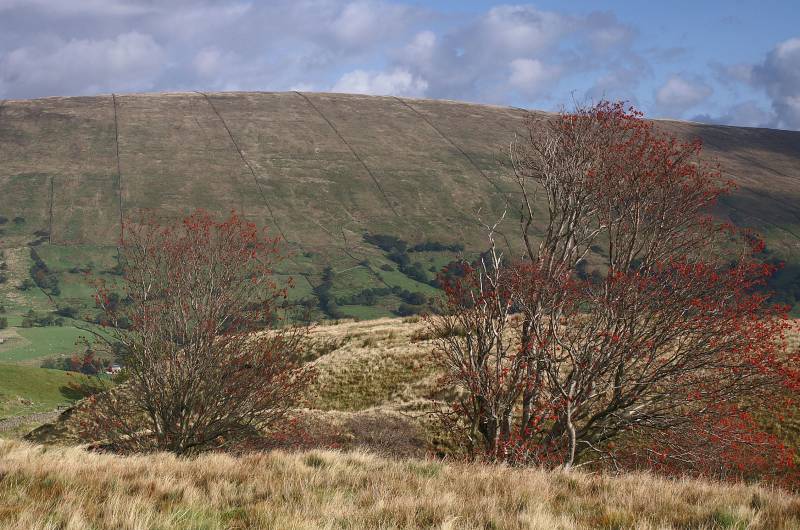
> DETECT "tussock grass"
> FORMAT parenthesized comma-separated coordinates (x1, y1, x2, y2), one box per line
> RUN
(1, 439, 799, 529)
(309, 318, 438, 412)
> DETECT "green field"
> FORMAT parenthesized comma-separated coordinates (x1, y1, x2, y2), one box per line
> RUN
(0, 325, 88, 364)
(0, 363, 92, 417)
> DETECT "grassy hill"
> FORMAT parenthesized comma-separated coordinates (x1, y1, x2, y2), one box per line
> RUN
(0, 92, 799, 331)
(22, 316, 800, 459)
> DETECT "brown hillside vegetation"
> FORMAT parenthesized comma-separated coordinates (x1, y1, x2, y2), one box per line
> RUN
(1, 92, 799, 326)
(0, 91, 798, 260)
(26, 316, 800, 462)
(2, 439, 800, 530)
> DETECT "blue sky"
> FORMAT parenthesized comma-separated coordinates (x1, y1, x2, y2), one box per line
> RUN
(0, 0, 798, 129)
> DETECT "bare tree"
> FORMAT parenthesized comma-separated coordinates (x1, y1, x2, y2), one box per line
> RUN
(82, 210, 313, 455)
(431, 102, 797, 479)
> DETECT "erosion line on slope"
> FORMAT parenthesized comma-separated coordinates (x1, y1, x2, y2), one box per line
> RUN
(112, 94, 124, 242)
(393, 96, 509, 201)
(195, 92, 288, 241)
(294, 92, 399, 217)
(48, 176, 54, 244)
(393, 97, 523, 253)
(696, 137, 800, 225)
(339, 227, 394, 290)
(195, 92, 315, 291)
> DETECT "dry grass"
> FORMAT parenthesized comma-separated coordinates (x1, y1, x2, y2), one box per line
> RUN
(13, 318, 800, 529)
(308, 318, 439, 412)
(2, 439, 800, 530)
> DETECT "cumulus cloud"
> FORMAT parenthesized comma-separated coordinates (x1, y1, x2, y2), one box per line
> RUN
(386, 5, 637, 104)
(0, 0, 789, 131)
(752, 37, 800, 129)
(0, 0, 637, 105)
(332, 68, 428, 97)
(0, 0, 426, 98)
(508, 58, 560, 99)
(655, 75, 713, 116)
(0, 0, 156, 17)
(329, 1, 413, 49)
(1, 32, 166, 97)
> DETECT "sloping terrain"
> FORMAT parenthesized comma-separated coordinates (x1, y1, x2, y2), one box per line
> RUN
(9, 317, 800, 528)
(22, 317, 800, 458)
(0, 91, 798, 271)
(0, 92, 799, 365)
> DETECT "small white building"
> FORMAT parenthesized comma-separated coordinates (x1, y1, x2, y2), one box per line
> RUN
(105, 363, 122, 375)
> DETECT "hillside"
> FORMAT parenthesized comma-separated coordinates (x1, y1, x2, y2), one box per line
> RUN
(0, 91, 799, 370)
(1, 92, 799, 305)
(23, 317, 800, 460)
(9, 317, 800, 529)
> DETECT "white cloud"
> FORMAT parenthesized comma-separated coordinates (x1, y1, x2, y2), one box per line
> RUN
(655, 75, 713, 116)
(193, 48, 225, 78)
(332, 68, 428, 97)
(388, 5, 639, 105)
(480, 5, 571, 56)
(584, 11, 636, 50)
(752, 37, 800, 129)
(508, 58, 560, 98)
(1, 32, 166, 97)
(0, 0, 156, 16)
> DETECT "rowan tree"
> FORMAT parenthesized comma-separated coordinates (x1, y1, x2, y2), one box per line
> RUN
(430, 102, 798, 479)
(82, 210, 313, 455)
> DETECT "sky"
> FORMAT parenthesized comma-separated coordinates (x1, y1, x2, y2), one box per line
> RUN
(0, 1, 798, 130)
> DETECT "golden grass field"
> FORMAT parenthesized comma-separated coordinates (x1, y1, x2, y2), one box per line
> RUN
(2, 439, 800, 530)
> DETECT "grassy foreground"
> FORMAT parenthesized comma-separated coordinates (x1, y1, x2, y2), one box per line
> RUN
(0, 440, 799, 530)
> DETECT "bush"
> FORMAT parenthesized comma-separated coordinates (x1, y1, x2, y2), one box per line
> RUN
(409, 241, 464, 253)
(363, 233, 408, 253)
(314, 266, 345, 319)
(0, 317, 7, 330)
(21, 309, 63, 327)
(29, 248, 60, 295)
(55, 306, 78, 319)
(396, 303, 424, 317)
(83, 210, 313, 455)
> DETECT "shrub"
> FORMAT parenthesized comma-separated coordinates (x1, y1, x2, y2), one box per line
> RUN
(430, 101, 799, 482)
(82, 210, 313, 455)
